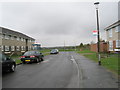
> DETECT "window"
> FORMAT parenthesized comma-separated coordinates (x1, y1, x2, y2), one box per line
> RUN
(23, 38, 25, 42)
(29, 46, 31, 50)
(8, 35, 11, 39)
(1, 46, 4, 51)
(21, 46, 24, 51)
(109, 29, 112, 37)
(17, 37, 19, 41)
(28, 46, 30, 50)
(116, 40, 120, 48)
(16, 46, 20, 51)
(19, 37, 21, 41)
(2, 34, 5, 39)
(11, 46, 15, 51)
(5, 35, 9, 39)
(14, 36, 17, 40)
(21, 38, 23, 41)
(109, 41, 113, 51)
(29, 40, 31, 42)
(115, 26, 120, 32)
(11, 36, 14, 40)
(5, 46, 9, 51)
(24, 46, 26, 50)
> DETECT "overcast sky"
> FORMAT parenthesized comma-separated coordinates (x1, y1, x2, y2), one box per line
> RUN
(0, 0, 119, 47)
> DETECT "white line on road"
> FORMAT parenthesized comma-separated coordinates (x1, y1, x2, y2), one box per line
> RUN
(70, 55, 83, 88)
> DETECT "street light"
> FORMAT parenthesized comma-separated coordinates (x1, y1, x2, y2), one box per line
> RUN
(94, 2, 101, 65)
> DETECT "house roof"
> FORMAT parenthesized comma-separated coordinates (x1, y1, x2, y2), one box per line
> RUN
(0, 27, 35, 40)
(104, 20, 120, 31)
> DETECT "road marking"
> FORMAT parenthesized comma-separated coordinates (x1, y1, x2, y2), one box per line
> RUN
(70, 55, 83, 88)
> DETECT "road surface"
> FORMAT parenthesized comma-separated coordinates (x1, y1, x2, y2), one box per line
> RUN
(2, 52, 118, 88)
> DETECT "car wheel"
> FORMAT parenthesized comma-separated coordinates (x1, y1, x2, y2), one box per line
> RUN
(10, 64, 15, 72)
(41, 58, 44, 61)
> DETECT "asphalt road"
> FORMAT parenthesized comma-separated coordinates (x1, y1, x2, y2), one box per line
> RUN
(2, 52, 118, 88)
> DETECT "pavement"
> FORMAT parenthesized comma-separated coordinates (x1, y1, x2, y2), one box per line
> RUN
(2, 52, 119, 88)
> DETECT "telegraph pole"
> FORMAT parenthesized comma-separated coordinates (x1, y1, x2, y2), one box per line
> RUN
(94, 2, 101, 65)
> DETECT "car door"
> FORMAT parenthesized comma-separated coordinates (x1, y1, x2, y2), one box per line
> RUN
(2, 54, 12, 69)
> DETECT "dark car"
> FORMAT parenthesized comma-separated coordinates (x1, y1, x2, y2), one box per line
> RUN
(0, 53, 16, 72)
(20, 51, 44, 64)
(50, 49, 59, 54)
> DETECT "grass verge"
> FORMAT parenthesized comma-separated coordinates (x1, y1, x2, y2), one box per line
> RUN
(11, 55, 22, 64)
(76, 50, 119, 75)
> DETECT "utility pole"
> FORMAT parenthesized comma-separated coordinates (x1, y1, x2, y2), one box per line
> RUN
(94, 2, 101, 65)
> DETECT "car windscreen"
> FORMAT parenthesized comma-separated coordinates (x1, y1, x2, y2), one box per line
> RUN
(51, 49, 57, 52)
(24, 51, 38, 56)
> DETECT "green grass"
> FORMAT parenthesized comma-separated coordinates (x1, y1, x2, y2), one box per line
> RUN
(11, 55, 22, 64)
(76, 50, 119, 75)
(76, 50, 95, 53)
(59, 49, 76, 51)
(40, 49, 51, 56)
(15, 59, 22, 64)
(40, 49, 51, 53)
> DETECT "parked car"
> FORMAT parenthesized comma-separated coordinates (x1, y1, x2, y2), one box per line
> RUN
(20, 51, 44, 64)
(50, 49, 59, 54)
(0, 53, 16, 72)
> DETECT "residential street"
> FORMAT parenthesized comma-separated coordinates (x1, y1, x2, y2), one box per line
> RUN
(2, 52, 118, 88)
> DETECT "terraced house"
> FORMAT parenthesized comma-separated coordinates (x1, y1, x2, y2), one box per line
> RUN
(105, 20, 120, 52)
(0, 27, 35, 54)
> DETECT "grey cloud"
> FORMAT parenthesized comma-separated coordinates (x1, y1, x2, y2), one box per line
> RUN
(0, 2, 118, 47)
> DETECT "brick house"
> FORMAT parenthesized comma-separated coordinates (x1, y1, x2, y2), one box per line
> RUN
(0, 27, 35, 54)
(104, 20, 120, 52)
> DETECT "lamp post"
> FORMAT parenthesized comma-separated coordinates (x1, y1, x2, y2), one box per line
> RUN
(94, 2, 101, 65)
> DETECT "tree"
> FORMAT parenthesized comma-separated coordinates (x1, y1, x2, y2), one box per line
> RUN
(79, 43, 84, 48)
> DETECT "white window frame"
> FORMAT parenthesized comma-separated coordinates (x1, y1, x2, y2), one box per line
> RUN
(19, 37, 21, 41)
(24, 46, 26, 50)
(21, 38, 23, 41)
(11, 36, 14, 40)
(17, 37, 19, 41)
(11, 46, 15, 51)
(115, 26, 120, 32)
(109, 41, 113, 51)
(29, 46, 32, 50)
(116, 40, 120, 48)
(23, 38, 25, 42)
(109, 29, 112, 37)
(28, 46, 31, 50)
(14, 36, 17, 40)
(1, 46, 4, 51)
(2, 34, 5, 39)
(8, 35, 11, 40)
(5, 46, 9, 51)
(21, 46, 24, 51)
(16, 46, 20, 51)
(5, 35, 9, 39)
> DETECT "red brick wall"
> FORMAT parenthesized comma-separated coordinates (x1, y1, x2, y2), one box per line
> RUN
(113, 40, 116, 50)
(90, 44, 97, 52)
(90, 42, 108, 52)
